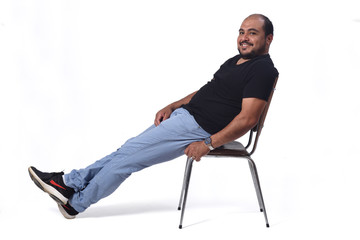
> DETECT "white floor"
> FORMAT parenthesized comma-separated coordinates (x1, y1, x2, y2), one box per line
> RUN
(1, 151, 359, 240)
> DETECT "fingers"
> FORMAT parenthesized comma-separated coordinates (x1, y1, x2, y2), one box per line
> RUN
(185, 141, 211, 162)
(154, 113, 162, 126)
(184, 143, 202, 162)
(155, 113, 169, 126)
(154, 112, 165, 126)
(162, 113, 169, 122)
(155, 107, 172, 126)
(193, 156, 200, 162)
(184, 145, 189, 156)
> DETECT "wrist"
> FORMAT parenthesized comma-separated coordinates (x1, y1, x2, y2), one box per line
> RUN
(169, 102, 179, 111)
(204, 137, 215, 150)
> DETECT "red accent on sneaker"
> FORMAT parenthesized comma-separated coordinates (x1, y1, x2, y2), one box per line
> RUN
(62, 204, 70, 210)
(50, 180, 66, 190)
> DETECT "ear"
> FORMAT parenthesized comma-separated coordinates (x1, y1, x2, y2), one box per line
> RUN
(266, 34, 273, 46)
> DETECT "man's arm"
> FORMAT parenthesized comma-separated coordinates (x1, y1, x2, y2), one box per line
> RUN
(154, 91, 197, 126)
(211, 97, 266, 148)
(184, 98, 267, 161)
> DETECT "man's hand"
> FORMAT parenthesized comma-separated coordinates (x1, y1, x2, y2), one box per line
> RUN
(154, 91, 198, 126)
(154, 105, 174, 126)
(184, 141, 210, 162)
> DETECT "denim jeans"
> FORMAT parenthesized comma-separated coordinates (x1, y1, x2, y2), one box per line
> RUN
(64, 108, 210, 212)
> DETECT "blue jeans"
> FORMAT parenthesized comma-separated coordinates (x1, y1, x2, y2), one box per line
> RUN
(64, 108, 210, 212)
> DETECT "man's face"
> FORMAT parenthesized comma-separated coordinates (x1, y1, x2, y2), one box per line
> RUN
(237, 16, 271, 59)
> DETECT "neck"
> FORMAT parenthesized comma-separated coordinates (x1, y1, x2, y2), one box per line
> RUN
(236, 58, 250, 65)
(237, 52, 269, 65)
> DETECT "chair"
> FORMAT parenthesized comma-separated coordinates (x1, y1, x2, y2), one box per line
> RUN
(177, 77, 278, 229)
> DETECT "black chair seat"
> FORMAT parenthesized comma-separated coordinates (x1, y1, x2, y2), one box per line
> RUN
(208, 141, 249, 157)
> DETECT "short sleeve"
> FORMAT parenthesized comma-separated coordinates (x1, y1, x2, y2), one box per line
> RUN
(243, 61, 278, 101)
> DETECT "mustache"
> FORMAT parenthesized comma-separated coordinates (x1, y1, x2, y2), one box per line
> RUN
(240, 41, 253, 46)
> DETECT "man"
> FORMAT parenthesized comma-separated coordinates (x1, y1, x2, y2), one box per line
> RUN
(29, 14, 278, 219)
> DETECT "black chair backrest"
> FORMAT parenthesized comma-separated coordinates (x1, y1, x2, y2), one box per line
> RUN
(248, 77, 278, 155)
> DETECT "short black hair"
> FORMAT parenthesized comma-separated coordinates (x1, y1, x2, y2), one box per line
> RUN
(260, 14, 274, 36)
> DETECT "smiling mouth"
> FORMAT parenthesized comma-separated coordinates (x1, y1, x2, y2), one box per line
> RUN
(240, 41, 253, 47)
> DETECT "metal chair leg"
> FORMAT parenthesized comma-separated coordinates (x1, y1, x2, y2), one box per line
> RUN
(178, 157, 194, 229)
(247, 157, 270, 227)
(247, 158, 264, 212)
(178, 157, 191, 210)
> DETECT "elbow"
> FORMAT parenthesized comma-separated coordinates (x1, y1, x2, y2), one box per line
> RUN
(250, 117, 259, 128)
(244, 117, 259, 131)
(232, 116, 259, 136)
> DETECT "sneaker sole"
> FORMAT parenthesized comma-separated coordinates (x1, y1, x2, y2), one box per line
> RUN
(57, 204, 76, 219)
(28, 167, 68, 205)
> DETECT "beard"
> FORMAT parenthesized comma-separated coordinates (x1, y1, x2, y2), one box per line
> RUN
(238, 42, 267, 59)
(239, 50, 257, 59)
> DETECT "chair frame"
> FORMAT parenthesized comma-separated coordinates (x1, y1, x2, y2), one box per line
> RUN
(177, 77, 278, 229)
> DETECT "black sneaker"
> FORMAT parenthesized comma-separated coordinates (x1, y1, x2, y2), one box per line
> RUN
(28, 166, 75, 205)
(58, 202, 78, 219)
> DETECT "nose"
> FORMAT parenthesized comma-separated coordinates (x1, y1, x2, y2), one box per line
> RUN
(241, 33, 250, 41)
(238, 33, 249, 43)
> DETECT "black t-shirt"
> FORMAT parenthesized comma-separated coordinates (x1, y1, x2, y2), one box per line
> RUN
(183, 54, 278, 134)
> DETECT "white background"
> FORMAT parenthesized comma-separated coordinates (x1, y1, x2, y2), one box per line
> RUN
(1, 0, 360, 239)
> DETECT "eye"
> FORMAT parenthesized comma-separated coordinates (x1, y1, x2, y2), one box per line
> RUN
(250, 32, 257, 35)
(239, 30, 244, 35)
